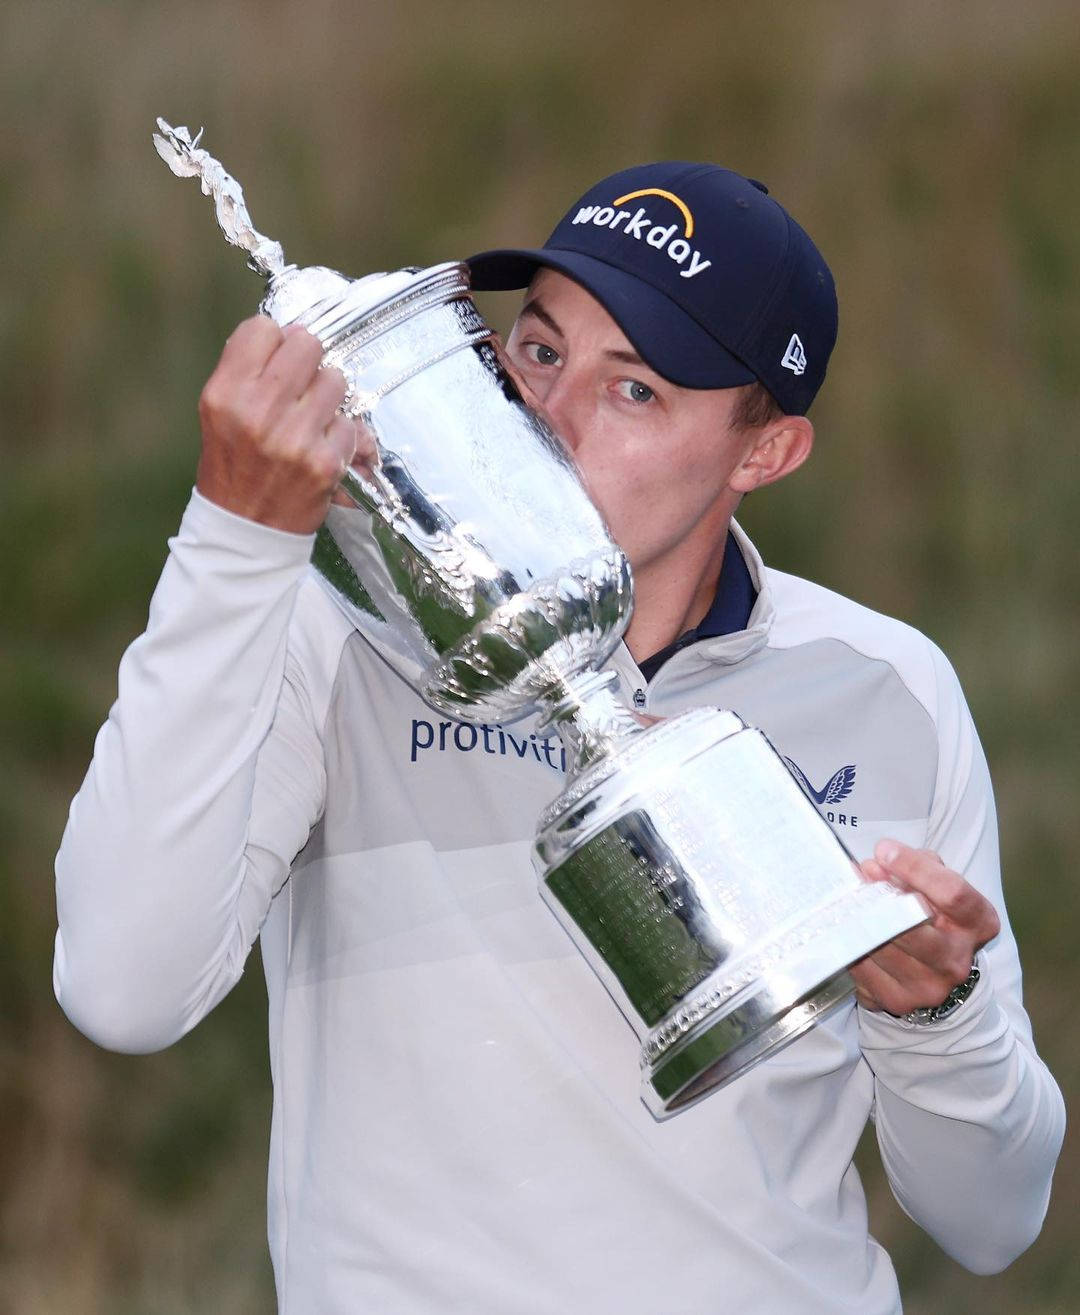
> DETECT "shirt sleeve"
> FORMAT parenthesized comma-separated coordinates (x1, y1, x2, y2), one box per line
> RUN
(856, 640, 1066, 1273)
(53, 490, 349, 1053)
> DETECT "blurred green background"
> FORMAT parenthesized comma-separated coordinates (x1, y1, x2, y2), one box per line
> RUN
(2, 1, 1077, 1311)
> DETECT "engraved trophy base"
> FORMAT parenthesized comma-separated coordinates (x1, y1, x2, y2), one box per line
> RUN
(647, 969, 854, 1114)
(535, 699, 927, 1118)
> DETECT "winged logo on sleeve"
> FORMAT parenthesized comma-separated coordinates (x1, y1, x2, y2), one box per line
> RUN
(783, 759, 856, 807)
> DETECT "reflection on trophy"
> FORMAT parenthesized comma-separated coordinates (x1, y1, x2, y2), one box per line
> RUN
(154, 120, 927, 1117)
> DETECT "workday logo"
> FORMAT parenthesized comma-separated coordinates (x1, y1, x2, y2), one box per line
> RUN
(784, 757, 859, 829)
(571, 187, 712, 280)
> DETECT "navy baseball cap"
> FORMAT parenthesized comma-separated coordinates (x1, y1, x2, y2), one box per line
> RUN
(467, 162, 838, 416)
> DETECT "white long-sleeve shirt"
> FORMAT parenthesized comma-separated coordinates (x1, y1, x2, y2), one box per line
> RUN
(55, 491, 1065, 1313)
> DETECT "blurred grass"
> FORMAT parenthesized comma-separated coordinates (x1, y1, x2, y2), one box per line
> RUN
(2, 1, 1077, 1310)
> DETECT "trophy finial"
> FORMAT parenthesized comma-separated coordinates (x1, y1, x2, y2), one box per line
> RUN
(153, 117, 286, 278)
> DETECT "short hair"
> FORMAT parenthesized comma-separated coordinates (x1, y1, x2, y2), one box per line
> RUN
(729, 381, 784, 432)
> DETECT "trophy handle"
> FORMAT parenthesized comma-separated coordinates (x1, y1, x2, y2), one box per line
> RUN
(152, 118, 286, 279)
(339, 460, 386, 516)
(335, 448, 480, 587)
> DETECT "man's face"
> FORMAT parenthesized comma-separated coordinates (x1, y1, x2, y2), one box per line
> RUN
(503, 270, 760, 581)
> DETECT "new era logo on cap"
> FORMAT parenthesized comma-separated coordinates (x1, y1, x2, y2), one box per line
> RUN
(781, 333, 807, 376)
(468, 161, 838, 415)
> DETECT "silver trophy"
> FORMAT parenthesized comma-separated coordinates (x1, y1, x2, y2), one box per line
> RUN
(154, 121, 927, 1117)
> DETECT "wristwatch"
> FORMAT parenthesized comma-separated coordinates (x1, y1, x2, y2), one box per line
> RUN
(901, 958, 981, 1025)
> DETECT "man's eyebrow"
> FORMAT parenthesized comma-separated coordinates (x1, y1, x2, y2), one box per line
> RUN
(518, 298, 562, 337)
(519, 298, 648, 368)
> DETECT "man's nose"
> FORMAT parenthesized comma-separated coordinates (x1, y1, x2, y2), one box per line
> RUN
(539, 373, 584, 453)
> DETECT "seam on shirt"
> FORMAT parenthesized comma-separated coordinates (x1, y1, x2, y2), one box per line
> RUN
(277, 583, 354, 1312)
(761, 632, 941, 840)
(764, 630, 940, 745)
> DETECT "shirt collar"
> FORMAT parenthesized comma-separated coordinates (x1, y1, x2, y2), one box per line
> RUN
(637, 527, 758, 682)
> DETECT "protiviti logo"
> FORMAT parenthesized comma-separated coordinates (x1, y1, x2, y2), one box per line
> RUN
(571, 187, 712, 280)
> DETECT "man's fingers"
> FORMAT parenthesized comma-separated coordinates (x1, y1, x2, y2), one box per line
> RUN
(258, 324, 327, 402)
(873, 840, 996, 933)
(274, 363, 348, 438)
(329, 419, 381, 508)
(849, 955, 903, 1012)
(350, 419, 379, 472)
(203, 319, 328, 441)
(854, 838, 1000, 1011)
(858, 857, 889, 884)
(875, 919, 967, 969)
(215, 315, 284, 379)
(274, 414, 357, 492)
(851, 937, 970, 1014)
(874, 839, 942, 877)
(310, 363, 350, 415)
(325, 415, 359, 472)
(871, 844, 950, 918)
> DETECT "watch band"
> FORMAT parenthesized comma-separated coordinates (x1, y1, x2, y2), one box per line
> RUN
(901, 957, 981, 1025)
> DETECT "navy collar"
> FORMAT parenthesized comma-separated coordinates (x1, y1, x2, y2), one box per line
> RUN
(637, 532, 757, 682)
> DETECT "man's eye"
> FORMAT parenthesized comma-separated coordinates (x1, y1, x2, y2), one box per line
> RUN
(617, 379, 655, 404)
(525, 343, 561, 367)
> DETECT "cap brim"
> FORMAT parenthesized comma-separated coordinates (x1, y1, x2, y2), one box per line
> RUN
(467, 247, 757, 391)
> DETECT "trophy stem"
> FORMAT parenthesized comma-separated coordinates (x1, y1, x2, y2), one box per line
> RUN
(537, 670, 651, 780)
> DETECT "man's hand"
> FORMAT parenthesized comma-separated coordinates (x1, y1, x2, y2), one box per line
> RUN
(850, 840, 1001, 1015)
(196, 316, 377, 535)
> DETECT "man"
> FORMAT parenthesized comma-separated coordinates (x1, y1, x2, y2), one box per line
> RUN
(54, 162, 1064, 1313)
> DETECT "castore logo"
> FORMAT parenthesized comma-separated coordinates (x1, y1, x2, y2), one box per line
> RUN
(784, 758, 859, 829)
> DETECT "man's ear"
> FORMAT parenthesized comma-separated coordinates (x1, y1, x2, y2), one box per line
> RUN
(729, 416, 814, 494)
